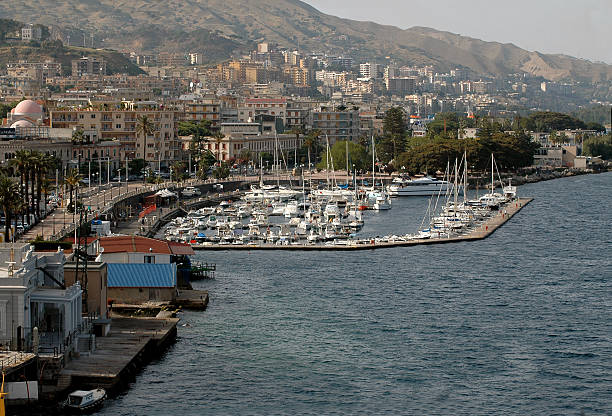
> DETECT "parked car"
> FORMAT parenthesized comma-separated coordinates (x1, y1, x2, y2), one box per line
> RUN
(181, 187, 202, 198)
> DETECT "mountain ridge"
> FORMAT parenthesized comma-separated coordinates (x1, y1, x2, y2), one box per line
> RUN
(1, 0, 611, 82)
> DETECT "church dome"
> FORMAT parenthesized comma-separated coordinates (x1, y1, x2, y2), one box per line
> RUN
(13, 100, 43, 116)
(10, 119, 35, 128)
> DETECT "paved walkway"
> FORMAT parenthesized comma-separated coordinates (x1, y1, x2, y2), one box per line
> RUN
(19, 176, 254, 242)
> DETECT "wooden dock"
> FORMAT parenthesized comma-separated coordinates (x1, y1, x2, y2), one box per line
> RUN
(59, 317, 178, 393)
(191, 198, 533, 251)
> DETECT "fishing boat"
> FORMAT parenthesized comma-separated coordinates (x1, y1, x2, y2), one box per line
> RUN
(62, 388, 107, 413)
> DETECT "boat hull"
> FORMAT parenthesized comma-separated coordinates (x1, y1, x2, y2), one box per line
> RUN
(388, 184, 458, 197)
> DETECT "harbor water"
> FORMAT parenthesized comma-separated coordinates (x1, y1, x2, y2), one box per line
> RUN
(99, 172, 611, 415)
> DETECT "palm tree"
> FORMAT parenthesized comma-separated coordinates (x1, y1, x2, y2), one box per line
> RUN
(33, 152, 55, 218)
(40, 177, 54, 216)
(170, 161, 185, 182)
(197, 158, 209, 180)
(9, 149, 32, 219)
(136, 115, 155, 178)
(302, 130, 320, 172)
(72, 128, 85, 144)
(64, 168, 82, 217)
(0, 174, 19, 242)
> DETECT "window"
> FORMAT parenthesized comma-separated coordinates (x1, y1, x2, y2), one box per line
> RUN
(91, 114, 96, 119)
(144, 255, 155, 264)
(116, 124, 121, 129)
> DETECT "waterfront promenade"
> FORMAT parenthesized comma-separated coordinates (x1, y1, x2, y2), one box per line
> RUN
(18, 176, 253, 243)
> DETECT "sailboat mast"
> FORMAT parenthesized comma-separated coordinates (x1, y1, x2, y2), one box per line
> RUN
(325, 135, 330, 187)
(454, 158, 458, 210)
(345, 140, 349, 179)
(371, 136, 375, 189)
(275, 133, 280, 189)
(463, 150, 468, 203)
(491, 153, 494, 192)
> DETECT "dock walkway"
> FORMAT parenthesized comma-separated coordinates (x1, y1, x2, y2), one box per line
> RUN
(190, 198, 533, 251)
(60, 317, 178, 392)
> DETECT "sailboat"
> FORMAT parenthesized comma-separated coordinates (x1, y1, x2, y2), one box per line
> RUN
(367, 136, 391, 211)
(477, 154, 508, 210)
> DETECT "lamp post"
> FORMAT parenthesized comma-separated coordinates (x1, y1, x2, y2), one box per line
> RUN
(52, 214, 55, 238)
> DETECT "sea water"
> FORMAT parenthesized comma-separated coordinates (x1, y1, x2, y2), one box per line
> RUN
(99, 172, 611, 415)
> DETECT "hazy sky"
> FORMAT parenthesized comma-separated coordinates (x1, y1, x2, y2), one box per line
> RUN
(303, 0, 612, 64)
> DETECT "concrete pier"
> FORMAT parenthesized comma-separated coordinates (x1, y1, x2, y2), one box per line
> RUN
(174, 290, 209, 310)
(190, 198, 533, 251)
(58, 317, 178, 393)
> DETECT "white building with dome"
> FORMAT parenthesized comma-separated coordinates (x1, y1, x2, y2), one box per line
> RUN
(0, 100, 73, 169)
(5, 99, 45, 128)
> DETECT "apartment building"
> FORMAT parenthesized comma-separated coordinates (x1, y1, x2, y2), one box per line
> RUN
(72, 57, 106, 77)
(50, 101, 181, 169)
(201, 122, 301, 162)
(310, 107, 360, 145)
(182, 96, 221, 127)
(7, 61, 62, 84)
(238, 98, 288, 124)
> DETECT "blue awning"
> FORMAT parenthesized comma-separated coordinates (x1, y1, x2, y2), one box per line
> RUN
(107, 263, 176, 288)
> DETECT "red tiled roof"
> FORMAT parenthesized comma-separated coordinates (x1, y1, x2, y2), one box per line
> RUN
(99, 236, 171, 254)
(167, 241, 195, 256)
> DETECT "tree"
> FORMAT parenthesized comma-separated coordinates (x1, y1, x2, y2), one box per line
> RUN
(32, 152, 55, 217)
(64, 168, 82, 214)
(129, 158, 146, 175)
(426, 112, 459, 138)
(178, 120, 212, 138)
(520, 112, 586, 132)
(302, 130, 321, 170)
(0, 102, 18, 120)
(583, 135, 612, 160)
(212, 162, 230, 179)
(317, 141, 370, 172)
(40, 177, 54, 215)
(382, 107, 407, 162)
(71, 128, 85, 144)
(585, 122, 606, 133)
(212, 132, 225, 163)
(9, 150, 33, 220)
(136, 115, 155, 174)
(170, 161, 186, 182)
(0, 174, 19, 242)
(383, 107, 407, 137)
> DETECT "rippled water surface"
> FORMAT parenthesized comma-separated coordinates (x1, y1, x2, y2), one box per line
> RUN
(99, 173, 611, 415)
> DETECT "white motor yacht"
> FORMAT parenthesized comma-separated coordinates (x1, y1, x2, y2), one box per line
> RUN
(387, 176, 454, 197)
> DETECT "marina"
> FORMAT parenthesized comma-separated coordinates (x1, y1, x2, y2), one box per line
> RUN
(160, 155, 528, 250)
(189, 198, 532, 250)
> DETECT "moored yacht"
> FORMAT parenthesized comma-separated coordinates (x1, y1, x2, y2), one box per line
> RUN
(387, 176, 454, 197)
